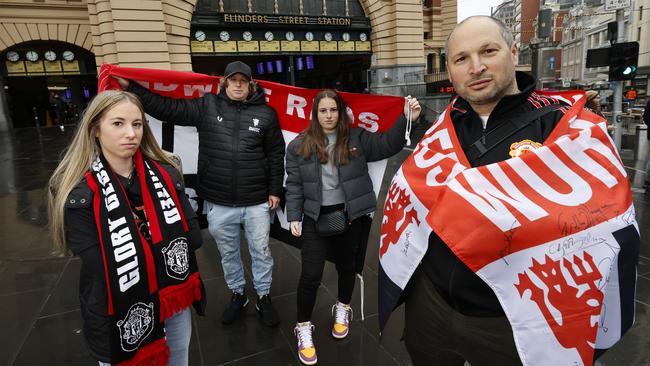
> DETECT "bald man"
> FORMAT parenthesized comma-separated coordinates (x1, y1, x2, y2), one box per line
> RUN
(402, 16, 569, 365)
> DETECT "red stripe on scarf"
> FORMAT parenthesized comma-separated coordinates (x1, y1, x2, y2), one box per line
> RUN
(134, 150, 163, 245)
(110, 159, 158, 294)
(151, 159, 189, 232)
(84, 171, 116, 316)
(113, 338, 169, 366)
(158, 272, 202, 320)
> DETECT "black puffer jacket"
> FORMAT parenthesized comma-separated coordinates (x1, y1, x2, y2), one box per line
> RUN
(285, 115, 407, 222)
(64, 164, 202, 362)
(420, 72, 569, 317)
(128, 83, 285, 206)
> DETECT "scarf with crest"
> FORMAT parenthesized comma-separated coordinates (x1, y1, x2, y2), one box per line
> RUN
(84, 149, 201, 365)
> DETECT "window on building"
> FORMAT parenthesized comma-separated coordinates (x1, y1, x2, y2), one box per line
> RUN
(348, 0, 365, 17)
(327, 0, 346, 16)
(423, 0, 433, 7)
(223, 0, 248, 12)
(303, 0, 323, 15)
(639, 27, 642, 41)
(424, 32, 431, 39)
(593, 32, 599, 47)
(278, 0, 300, 14)
(640, 6, 643, 21)
(195, 0, 219, 11)
(253, 0, 274, 13)
(427, 54, 434, 74)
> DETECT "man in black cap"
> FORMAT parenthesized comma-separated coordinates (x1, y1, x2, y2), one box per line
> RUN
(115, 61, 284, 327)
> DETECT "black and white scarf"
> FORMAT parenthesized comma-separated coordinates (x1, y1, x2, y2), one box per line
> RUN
(85, 150, 201, 365)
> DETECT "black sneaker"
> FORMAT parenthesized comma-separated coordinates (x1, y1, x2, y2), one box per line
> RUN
(256, 295, 280, 327)
(222, 291, 249, 324)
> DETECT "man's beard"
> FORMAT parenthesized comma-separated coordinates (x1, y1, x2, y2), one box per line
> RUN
(464, 72, 516, 106)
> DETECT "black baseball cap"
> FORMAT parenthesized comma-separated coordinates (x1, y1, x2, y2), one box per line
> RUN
(224, 61, 252, 80)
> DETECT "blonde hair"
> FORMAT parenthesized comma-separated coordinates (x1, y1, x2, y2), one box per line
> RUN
(47, 90, 180, 255)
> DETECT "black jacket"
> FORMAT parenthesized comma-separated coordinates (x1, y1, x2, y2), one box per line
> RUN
(128, 83, 285, 206)
(419, 72, 569, 316)
(64, 164, 202, 362)
(285, 116, 407, 222)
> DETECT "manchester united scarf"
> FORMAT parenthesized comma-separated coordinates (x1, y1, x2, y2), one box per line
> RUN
(378, 90, 639, 366)
(85, 150, 201, 365)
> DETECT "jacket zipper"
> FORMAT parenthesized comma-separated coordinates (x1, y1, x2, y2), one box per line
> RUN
(336, 162, 350, 221)
(231, 105, 241, 206)
(316, 155, 323, 219)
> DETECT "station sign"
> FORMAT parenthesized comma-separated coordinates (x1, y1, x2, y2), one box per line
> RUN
(223, 13, 353, 27)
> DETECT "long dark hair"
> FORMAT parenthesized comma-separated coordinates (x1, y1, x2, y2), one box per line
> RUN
(297, 89, 356, 165)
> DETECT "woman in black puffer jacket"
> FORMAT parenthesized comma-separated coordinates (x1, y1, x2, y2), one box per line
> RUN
(285, 89, 420, 365)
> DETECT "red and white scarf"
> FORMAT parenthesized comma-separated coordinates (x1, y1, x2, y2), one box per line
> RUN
(85, 150, 201, 365)
(379, 90, 639, 365)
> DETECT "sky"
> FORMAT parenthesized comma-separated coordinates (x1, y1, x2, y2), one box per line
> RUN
(457, 0, 505, 22)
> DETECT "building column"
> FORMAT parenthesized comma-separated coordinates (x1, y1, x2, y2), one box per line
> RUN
(363, 0, 425, 95)
(89, 0, 172, 69)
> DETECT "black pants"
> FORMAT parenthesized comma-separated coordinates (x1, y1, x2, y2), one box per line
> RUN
(296, 208, 366, 322)
(404, 268, 522, 366)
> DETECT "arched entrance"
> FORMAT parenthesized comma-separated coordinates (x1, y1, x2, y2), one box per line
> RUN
(1, 41, 97, 128)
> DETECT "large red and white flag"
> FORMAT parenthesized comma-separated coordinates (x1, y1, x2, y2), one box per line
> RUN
(98, 64, 405, 270)
(378, 90, 640, 365)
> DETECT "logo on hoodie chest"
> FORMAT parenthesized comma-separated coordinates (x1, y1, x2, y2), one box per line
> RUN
(248, 118, 261, 133)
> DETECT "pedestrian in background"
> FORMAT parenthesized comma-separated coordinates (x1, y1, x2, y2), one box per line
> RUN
(585, 90, 605, 118)
(643, 96, 650, 194)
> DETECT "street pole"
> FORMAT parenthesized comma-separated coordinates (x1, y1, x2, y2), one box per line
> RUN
(613, 8, 625, 150)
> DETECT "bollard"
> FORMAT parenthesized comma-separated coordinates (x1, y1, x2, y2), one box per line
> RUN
(635, 124, 648, 162)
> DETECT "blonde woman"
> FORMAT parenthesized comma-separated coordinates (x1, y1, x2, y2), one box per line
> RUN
(48, 90, 204, 366)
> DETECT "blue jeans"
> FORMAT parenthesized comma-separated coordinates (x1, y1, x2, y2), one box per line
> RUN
(98, 308, 192, 366)
(205, 201, 273, 296)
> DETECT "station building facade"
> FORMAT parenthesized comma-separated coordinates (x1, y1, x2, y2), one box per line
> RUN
(0, 0, 455, 130)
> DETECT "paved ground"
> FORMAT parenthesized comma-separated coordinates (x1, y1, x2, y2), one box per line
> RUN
(1, 126, 649, 365)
